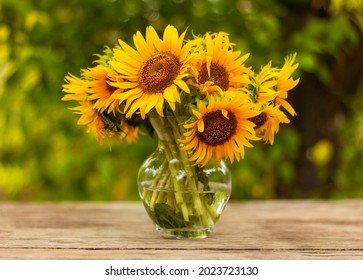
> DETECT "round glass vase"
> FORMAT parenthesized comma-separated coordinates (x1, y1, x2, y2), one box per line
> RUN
(138, 116, 231, 239)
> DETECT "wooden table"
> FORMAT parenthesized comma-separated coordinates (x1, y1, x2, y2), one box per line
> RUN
(0, 200, 362, 260)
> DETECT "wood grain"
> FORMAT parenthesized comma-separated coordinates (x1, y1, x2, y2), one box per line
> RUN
(0, 200, 362, 259)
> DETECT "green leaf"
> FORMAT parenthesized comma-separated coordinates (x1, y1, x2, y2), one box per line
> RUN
(153, 203, 189, 229)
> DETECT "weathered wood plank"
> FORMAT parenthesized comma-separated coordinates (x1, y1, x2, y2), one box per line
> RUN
(2, 248, 363, 260)
(0, 201, 362, 259)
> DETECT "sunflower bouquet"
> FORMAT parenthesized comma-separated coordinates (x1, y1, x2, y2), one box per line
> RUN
(63, 25, 299, 238)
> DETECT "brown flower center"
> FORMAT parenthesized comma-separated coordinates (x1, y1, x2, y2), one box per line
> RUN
(249, 112, 267, 129)
(198, 62, 229, 91)
(138, 52, 181, 94)
(197, 110, 237, 146)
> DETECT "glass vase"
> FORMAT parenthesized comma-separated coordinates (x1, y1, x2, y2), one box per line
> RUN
(138, 116, 231, 239)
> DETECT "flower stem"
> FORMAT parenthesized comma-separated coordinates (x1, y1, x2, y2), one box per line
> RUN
(160, 139, 190, 221)
(166, 117, 208, 222)
(150, 116, 210, 228)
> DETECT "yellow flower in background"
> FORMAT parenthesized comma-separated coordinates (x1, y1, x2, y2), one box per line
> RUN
(190, 32, 252, 95)
(110, 25, 195, 118)
(275, 53, 299, 116)
(181, 94, 259, 166)
(309, 139, 334, 167)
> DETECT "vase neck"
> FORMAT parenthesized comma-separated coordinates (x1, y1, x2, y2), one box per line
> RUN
(149, 116, 187, 142)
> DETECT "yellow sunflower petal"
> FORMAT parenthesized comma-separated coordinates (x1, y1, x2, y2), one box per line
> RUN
(197, 119, 204, 132)
(174, 79, 190, 93)
(133, 30, 153, 60)
(154, 94, 164, 116)
(277, 98, 296, 116)
(163, 84, 180, 104)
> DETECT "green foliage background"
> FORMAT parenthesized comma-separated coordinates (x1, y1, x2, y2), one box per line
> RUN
(1, 0, 362, 201)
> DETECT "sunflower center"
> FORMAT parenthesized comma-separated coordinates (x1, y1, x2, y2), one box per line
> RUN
(198, 62, 230, 91)
(197, 110, 237, 146)
(138, 52, 181, 93)
(249, 112, 267, 129)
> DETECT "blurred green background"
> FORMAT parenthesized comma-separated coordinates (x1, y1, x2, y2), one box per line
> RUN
(0, 0, 362, 201)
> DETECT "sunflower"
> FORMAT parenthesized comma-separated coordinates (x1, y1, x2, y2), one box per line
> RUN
(249, 103, 290, 144)
(71, 101, 110, 143)
(63, 66, 142, 143)
(181, 94, 259, 166)
(190, 32, 252, 95)
(122, 122, 141, 144)
(62, 64, 120, 114)
(250, 62, 279, 103)
(109, 25, 195, 119)
(62, 73, 88, 102)
(85, 65, 121, 114)
(99, 110, 143, 144)
(68, 100, 142, 144)
(275, 53, 299, 116)
(62, 69, 110, 143)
